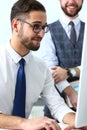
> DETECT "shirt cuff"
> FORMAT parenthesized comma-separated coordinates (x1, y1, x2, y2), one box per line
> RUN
(77, 66, 81, 70)
(56, 80, 70, 93)
(58, 107, 75, 122)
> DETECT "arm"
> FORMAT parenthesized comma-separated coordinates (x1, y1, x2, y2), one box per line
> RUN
(63, 86, 78, 109)
(55, 80, 78, 109)
(63, 112, 75, 126)
(0, 114, 60, 130)
(42, 69, 75, 125)
(35, 30, 80, 83)
(39, 32, 78, 109)
(52, 66, 80, 84)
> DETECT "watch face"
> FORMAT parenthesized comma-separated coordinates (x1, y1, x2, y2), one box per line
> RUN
(70, 69, 76, 77)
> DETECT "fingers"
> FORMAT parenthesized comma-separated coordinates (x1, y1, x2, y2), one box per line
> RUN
(52, 73, 63, 83)
(51, 66, 58, 70)
(52, 71, 61, 83)
(52, 67, 67, 83)
(42, 117, 61, 130)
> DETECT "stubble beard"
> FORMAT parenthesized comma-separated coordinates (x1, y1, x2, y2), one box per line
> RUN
(61, 4, 82, 17)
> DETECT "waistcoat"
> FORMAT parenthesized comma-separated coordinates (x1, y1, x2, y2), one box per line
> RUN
(49, 20, 85, 68)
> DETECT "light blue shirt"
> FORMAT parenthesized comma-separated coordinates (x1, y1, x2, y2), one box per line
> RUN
(0, 43, 74, 122)
(33, 15, 81, 92)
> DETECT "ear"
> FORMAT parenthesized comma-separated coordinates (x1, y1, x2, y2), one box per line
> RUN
(11, 19, 19, 32)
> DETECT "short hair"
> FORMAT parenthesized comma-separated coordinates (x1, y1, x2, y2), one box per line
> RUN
(10, 0, 46, 22)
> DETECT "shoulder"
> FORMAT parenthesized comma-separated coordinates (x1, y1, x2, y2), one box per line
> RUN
(31, 53, 49, 69)
(30, 53, 52, 77)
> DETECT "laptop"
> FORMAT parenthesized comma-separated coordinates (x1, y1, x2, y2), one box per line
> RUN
(75, 22, 87, 128)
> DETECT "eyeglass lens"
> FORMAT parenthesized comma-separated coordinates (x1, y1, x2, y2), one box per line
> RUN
(17, 18, 49, 33)
(33, 24, 49, 33)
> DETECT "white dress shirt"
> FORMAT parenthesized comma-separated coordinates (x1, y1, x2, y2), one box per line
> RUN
(33, 15, 81, 92)
(0, 43, 74, 122)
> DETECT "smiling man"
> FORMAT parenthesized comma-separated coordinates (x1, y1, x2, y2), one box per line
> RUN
(35, 0, 85, 120)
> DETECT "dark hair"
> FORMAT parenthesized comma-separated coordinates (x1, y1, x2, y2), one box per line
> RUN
(10, 0, 46, 22)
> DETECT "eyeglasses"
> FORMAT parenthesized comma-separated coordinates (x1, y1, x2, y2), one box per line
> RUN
(17, 18, 49, 33)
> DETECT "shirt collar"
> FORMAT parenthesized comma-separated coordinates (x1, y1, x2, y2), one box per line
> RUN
(6, 42, 32, 64)
(59, 13, 80, 28)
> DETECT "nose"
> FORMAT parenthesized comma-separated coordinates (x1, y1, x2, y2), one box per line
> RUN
(38, 29, 45, 37)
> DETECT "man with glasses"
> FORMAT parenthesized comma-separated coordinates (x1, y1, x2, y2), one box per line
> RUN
(0, 0, 86, 130)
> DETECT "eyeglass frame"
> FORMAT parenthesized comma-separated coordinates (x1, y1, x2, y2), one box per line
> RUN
(17, 18, 49, 33)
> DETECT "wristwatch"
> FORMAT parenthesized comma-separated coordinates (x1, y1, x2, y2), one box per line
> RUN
(67, 68, 76, 77)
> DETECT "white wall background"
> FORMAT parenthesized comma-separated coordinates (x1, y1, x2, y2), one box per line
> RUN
(0, 0, 87, 44)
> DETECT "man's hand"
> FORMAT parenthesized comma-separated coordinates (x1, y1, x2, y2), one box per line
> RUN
(23, 117, 61, 130)
(64, 86, 78, 109)
(52, 66, 68, 83)
(0, 114, 61, 130)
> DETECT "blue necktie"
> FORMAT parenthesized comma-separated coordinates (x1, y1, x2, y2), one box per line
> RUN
(69, 21, 76, 47)
(12, 58, 26, 117)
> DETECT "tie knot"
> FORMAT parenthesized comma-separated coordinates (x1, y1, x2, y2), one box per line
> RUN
(19, 58, 25, 66)
(69, 21, 74, 27)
